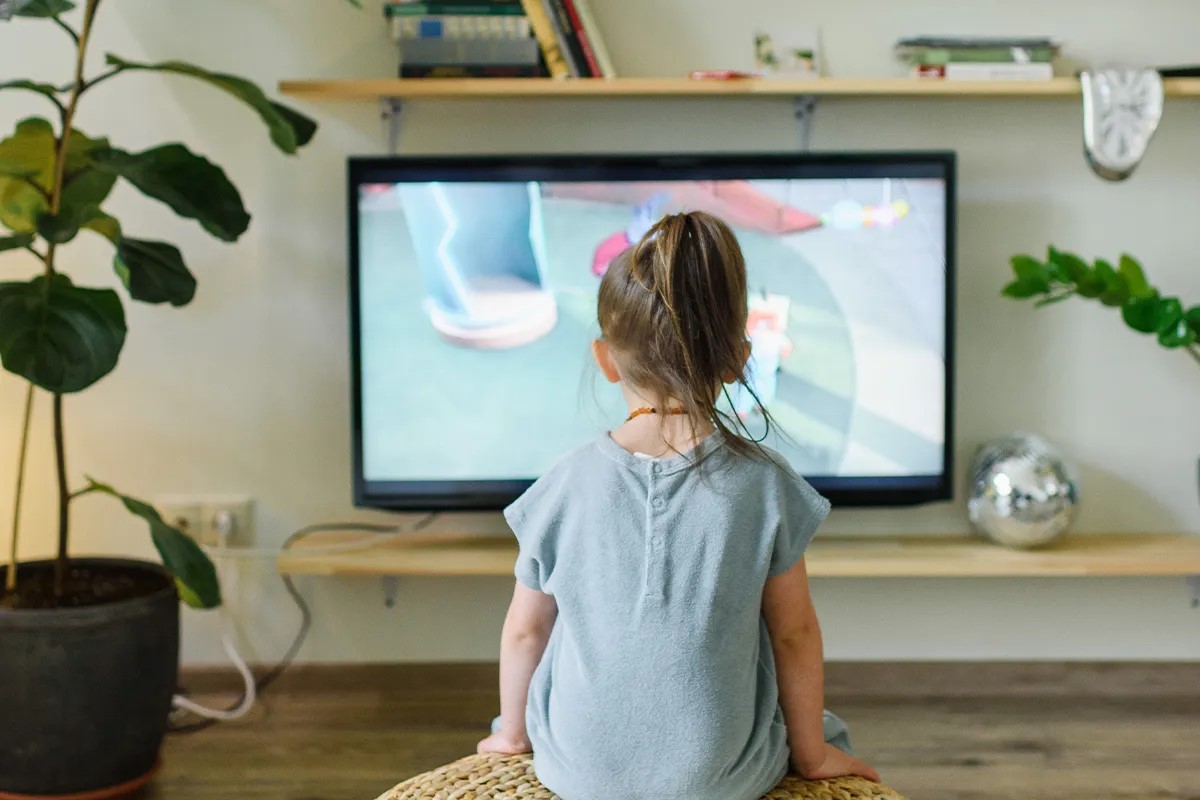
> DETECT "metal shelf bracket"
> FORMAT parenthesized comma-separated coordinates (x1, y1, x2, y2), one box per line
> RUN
(793, 95, 818, 151)
(381, 98, 405, 155)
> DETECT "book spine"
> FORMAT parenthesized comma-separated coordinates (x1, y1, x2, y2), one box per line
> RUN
(942, 62, 1054, 80)
(899, 46, 1057, 65)
(539, 0, 579, 76)
(392, 14, 531, 40)
(562, 0, 601, 77)
(518, 0, 570, 78)
(571, 0, 615, 77)
(400, 63, 546, 78)
(545, 0, 591, 76)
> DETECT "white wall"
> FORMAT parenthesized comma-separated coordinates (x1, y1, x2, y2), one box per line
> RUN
(2, 0, 1198, 664)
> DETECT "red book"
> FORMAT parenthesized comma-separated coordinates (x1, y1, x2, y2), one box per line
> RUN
(562, 0, 601, 78)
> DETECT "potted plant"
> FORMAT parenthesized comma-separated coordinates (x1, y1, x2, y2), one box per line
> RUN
(0, 1, 321, 796)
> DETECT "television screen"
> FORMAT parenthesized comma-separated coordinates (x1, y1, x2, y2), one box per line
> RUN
(349, 153, 955, 509)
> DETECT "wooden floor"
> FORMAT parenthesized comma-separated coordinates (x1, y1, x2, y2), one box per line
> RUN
(151, 663, 1200, 800)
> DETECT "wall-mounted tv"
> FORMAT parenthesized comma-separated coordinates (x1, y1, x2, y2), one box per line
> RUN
(349, 152, 955, 510)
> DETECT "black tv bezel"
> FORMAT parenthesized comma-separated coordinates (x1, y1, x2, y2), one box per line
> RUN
(348, 152, 956, 511)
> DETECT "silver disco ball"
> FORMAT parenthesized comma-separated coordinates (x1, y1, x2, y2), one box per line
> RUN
(967, 433, 1079, 549)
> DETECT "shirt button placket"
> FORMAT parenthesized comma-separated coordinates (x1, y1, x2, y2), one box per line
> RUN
(646, 463, 665, 601)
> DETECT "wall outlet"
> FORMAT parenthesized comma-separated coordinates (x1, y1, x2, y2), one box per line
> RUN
(155, 495, 254, 547)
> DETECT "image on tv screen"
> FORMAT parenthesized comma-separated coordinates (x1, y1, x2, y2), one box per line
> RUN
(356, 174, 948, 492)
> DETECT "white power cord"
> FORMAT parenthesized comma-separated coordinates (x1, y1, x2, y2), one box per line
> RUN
(168, 514, 438, 727)
(171, 628, 257, 720)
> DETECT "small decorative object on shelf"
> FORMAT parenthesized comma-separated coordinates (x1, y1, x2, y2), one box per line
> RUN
(896, 36, 1060, 81)
(755, 28, 821, 77)
(1080, 67, 1164, 181)
(968, 434, 1080, 549)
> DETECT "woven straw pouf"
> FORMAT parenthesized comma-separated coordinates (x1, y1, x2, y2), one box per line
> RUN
(377, 753, 908, 800)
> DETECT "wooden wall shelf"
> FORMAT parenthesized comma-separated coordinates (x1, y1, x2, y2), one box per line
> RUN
(278, 76, 1200, 101)
(277, 532, 1200, 580)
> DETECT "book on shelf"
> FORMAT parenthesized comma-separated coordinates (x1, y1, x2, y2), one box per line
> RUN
(400, 36, 540, 66)
(391, 14, 532, 40)
(915, 62, 1055, 80)
(562, 0, 601, 77)
(898, 35, 1059, 81)
(572, 0, 616, 77)
(384, 2, 526, 16)
(400, 63, 547, 77)
(901, 45, 1057, 65)
(541, 0, 582, 76)
(519, 0, 570, 78)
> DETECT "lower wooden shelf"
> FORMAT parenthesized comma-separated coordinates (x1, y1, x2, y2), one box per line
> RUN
(276, 531, 1200, 579)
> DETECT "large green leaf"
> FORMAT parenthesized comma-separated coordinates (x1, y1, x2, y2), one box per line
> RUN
(104, 55, 317, 155)
(82, 479, 221, 610)
(83, 211, 120, 243)
(1159, 317, 1196, 348)
(92, 144, 249, 242)
(114, 238, 196, 306)
(0, 80, 61, 101)
(1002, 278, 1046, 299)
(0, 123, 114, 234)
(0, 178, 45, 233)
(1047, 248, 1089, 283)
(1009, 254, 1051, 292)
(1153, 297, 1185, 335)
(1122, 294, 1163, 334)
(1094, 259, 1130, 307)
(13, 0, 76, 16)
(36, 202, 106, 244)
(0, 232, 34, 252)
(271, 102, 317, 148)
(1118, 254, 1152, 299)
(0, 274, 126, 392)
(1186, 306, 1200, 335)
(0, 116, 55, 181)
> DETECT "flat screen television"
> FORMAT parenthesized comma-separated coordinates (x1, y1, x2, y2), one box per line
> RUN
(349, 152, 955, 510)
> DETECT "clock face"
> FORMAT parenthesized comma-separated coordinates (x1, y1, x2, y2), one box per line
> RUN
(1081, 69, 1164, 181)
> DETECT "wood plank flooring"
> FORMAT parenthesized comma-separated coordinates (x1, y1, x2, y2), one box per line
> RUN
(150, 663, 1200, 800)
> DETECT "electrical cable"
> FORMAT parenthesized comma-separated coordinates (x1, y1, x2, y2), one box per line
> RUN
(167, 514, 438, 734)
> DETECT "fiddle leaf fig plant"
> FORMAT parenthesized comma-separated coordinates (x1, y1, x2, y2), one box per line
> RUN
(1003, 247, 1200, 369)
(0, 0, 327, 607)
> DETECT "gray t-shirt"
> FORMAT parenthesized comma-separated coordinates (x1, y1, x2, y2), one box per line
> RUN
(504, 431, 830, 800)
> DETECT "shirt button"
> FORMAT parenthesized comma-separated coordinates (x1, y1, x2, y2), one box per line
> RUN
(652, 497, 665, 510)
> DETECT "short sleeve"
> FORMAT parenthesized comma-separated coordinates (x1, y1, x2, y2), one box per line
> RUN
(503, 480, 560, 593)
(768, 470, 831, 578)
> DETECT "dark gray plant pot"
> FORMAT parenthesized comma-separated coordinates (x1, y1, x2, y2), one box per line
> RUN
(0, 559, 179, 798)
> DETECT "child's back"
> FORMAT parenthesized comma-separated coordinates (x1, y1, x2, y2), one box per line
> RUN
(508, 432, 827, 800)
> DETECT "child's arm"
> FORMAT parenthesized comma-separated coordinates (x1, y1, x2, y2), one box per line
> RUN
(478, 581, 558, 754)
(763, 558, 880, 782)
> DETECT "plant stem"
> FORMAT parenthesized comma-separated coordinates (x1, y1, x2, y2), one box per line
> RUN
(1187, 345, 1200, 370)
(46, 0, 100, 598)
(52, 15, 80, 45)
(52, 394, 68, 596)
(5, 385, 34, 596)
(78, 66, 124, 96)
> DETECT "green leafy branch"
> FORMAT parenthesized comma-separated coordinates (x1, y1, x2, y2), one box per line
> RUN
(1003, 247, 1200, 369)
(0, 0, 328, 605)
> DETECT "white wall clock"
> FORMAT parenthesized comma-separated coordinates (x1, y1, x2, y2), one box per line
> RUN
(1080, 67, 1164, 181)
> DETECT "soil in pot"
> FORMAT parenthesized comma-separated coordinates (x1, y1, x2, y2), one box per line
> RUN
(1, 562, 169, 609)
